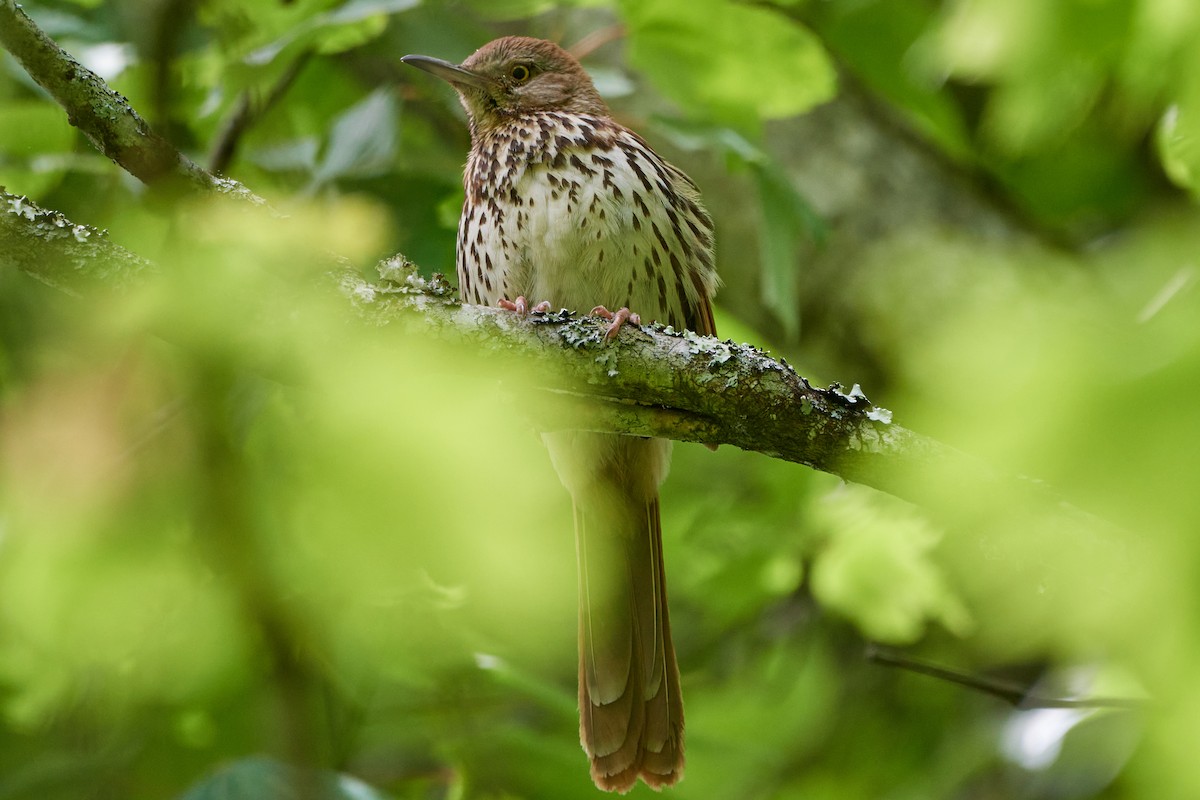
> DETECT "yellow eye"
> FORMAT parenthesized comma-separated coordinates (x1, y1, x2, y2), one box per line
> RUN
(510, 64, 531, 82)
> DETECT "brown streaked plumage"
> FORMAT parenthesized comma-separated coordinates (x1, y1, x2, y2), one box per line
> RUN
(403, 36, 719, 793)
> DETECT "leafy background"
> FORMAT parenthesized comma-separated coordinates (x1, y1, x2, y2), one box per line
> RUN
(3, 0, 1200, 797)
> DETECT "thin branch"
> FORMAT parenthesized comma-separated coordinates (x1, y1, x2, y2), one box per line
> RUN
(0, 0, 265, 203)
(147, 0, 199, 132)
(866, 646, 1145, 710)
(209, 49, 315, 176)
(568, 25, 626, 61)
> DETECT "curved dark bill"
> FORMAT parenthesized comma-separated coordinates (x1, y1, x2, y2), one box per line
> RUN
(400, 55, 494, 91)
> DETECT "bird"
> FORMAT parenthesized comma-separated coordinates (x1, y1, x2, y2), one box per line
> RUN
(402, 36, 719, 792)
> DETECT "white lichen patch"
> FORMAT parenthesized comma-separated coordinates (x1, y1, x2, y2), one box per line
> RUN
(867, 407, 893, 424)
(376, 254, 415, 285)
(8, 195, 35, 220)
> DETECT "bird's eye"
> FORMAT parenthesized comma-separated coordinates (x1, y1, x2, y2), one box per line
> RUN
(510, 64, 531, 82)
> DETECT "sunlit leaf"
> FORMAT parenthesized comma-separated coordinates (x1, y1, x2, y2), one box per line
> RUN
(222, 0, 420, 66)
(1157, 101, 1200, 197)
(810, 487, 971, 644)
(620, 0, 836, 126)
(461, 0, 604, 20)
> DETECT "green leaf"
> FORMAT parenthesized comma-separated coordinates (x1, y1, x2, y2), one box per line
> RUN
(1158, 100, 1200, 198)
(620, 0, 836, 126)
(238, 0, 421, 66)
(179, 756, 392, 800)
(461, 0, 604, 20)
(809, 0, 973, 161)
(810, 488, 971, 644)
(648, 116, 824, 338)
(752, 162, 824, 341)
(312, 89, 398, 186)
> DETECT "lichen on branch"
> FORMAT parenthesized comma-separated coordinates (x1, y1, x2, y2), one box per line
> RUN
(0, 188, 155, 294)
(0, 0, 264, 202)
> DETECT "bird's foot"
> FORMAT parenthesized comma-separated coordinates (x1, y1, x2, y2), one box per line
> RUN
(498, 296, 552, 316)
(591, 306, 641, 342)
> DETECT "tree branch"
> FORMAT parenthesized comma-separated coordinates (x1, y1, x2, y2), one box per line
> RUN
(1, 184, 1102, 541)
(0, 188, 156, 294)
(338, 259, 1024, 515)
(0, 0, 265, 203)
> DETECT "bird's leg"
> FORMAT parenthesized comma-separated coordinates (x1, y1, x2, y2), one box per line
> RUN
(498, 296, 552, 316)
(591, 305, 642, 342)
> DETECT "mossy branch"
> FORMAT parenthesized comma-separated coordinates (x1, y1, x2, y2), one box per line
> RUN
(0, 0, 264, 203)
(1, 186, 988, 511)
(0, 188, 156, 294)
(337, 259, 1022, 515)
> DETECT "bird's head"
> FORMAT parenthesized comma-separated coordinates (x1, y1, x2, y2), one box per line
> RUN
(402, 36, 608, 134)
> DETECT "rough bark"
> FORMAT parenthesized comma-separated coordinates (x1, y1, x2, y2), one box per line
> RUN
(341, 258, 1031, 517)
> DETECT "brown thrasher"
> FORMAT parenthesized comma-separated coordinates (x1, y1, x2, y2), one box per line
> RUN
(402, 36, 719, 792)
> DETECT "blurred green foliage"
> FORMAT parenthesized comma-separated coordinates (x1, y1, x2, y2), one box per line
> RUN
(2, 0, 1200, 798)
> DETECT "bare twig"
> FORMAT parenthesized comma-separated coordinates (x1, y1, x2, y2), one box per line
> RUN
(209, 49, 315, 175)
(569, 25, 626, 61)
(867, 646, 1145, 710)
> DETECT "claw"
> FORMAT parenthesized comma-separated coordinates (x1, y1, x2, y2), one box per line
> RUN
(591, 305, 641, 341)
(498, 296, 551, 316)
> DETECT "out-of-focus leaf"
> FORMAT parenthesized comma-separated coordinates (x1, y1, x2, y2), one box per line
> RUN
(0, 360, 248, 725)
(461, 0, 558, 18)
(684, 636, 839, 798)
(753, 162, 824, 341)
(810, 487, 971, 644)
(989, 123, 1147, 230)
(208, 0, 419, 67)
(1158, 101, 1200, 198)
(649, 116, 825, 338)
(179, 756, 391, 800)
(808, 0, 973, 161)
(461, 0, 603, 20)
(586, 65, 635, 100)
(312, 89, 398, 186)
(248, 137, 321, 174)
(620, 0, 836, 126)
(926, 0, 1176, 231)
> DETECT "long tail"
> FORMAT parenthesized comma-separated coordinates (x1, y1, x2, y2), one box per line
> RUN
(575, 492, 684, 792)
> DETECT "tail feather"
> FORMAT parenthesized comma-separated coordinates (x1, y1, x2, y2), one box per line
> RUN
(576, 495, 684, 792)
